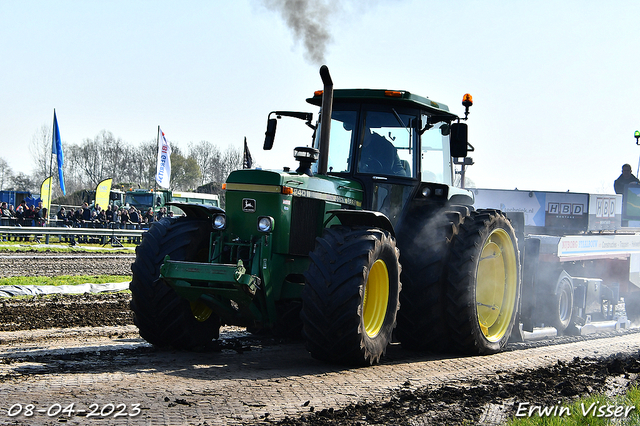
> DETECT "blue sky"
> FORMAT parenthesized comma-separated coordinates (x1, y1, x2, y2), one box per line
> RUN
(1, 0, 639, 194)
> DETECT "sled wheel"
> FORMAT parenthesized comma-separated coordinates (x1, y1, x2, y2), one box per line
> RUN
(301, 226, 401, 365)
(553, 276, 574, 333)
(625, 291, 640, 323)
(395, 206, 468, 351)
(446, 210, 521, 354)
(130, 216, 220, 349)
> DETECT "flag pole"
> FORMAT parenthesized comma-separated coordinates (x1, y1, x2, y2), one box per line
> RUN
(154, 125, 159, 192)
(47, 110, 56, 224)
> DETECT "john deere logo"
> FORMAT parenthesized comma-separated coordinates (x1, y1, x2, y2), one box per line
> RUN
(242, 198, 256, 212)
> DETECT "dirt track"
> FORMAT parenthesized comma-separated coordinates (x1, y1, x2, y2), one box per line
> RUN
(0, 251, 639, 425)
(0, 251, 134, 277)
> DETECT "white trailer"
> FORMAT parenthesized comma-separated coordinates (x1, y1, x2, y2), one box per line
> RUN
(472, 188, 640, 337)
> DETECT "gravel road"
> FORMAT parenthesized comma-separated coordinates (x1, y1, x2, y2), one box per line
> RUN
(0, 249, 638, 426)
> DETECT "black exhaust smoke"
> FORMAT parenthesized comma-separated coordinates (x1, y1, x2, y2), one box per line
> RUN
(261, 0, 332, 64)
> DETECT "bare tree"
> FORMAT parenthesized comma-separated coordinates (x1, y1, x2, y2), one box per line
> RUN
(78, 131, 109, 186)
(11, 172, 37, 191)
(0, 158, 13, 190)
(188, 140, 221, 185)
(128, 140, 157, 188)
(219, 145, 243, 183)
(65, 142, 94, 191)
(100, 131, 128, 182)
(170, 148, 202, 191)
(22, 128, 247, 194)
(29, 124, 52, 181)
(28, 124, 72, 197)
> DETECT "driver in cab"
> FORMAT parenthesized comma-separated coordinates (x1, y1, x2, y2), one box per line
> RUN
(358, 128, 407, 176)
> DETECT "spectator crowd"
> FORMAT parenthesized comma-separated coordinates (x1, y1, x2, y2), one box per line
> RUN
(0, 200, 48, 227)
(56, 203, 174, 229)
(0, 200, 174, 229)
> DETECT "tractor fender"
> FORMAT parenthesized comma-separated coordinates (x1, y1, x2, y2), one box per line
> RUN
(327, 209, 395, 237)
(166, 202, 225, 220)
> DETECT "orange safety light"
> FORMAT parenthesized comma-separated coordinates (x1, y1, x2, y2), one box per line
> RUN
(462, 93, 473, 120)
(222, 183, 227, 190)
(281, 186, 293, 195)
(314, 90, 323, 97)
(384, 90, 402, 97)
(462, 93, 473, 107)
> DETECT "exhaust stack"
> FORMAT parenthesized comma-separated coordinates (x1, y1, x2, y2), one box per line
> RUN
(317, 65, 333, 175)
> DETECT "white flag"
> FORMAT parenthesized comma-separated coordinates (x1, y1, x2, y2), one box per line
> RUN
(155, 127, 172, 188)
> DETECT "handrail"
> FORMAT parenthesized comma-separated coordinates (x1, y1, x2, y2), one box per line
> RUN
(0, 226, 145, 236)
(0, 225, 147, 246)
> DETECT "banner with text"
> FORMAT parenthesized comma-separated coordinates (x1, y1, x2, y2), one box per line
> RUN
(155, 127, 171, 188)
(95, 178, 113, 210)
(40, 176, 52, 217)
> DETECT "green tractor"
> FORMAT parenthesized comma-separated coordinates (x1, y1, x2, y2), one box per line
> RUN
(130, 66, 521, 365)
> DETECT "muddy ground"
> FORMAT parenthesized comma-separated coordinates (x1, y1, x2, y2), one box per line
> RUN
(1, 291, 639, 425)
(0, 251, 639, 425)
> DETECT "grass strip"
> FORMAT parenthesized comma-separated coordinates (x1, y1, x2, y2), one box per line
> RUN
(0, 241, 136, 253)
(0, 275, 131, 287)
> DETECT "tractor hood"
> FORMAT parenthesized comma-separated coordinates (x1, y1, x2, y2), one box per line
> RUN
(223, 169, 363, 253)
(225, 169, 363, 207)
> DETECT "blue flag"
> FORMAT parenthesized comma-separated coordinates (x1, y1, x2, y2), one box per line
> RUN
(51, 110, 66, 195)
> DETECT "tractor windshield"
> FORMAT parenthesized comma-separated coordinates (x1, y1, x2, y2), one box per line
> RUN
(357, 110, 415, 177)
(311, 105, 418, 178)
(125, 193, 154, 209)
(314, 109, 358, 174)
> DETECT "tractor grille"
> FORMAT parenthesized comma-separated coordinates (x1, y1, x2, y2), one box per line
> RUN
(289, 197, 322, 256)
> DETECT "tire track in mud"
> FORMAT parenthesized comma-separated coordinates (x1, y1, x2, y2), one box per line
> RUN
(0, 251, 639, 425)
(0, 327, 639, 425)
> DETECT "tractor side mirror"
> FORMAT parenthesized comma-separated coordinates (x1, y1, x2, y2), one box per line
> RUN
(264, 118, 278, 150)
(450, 122, 469, 158)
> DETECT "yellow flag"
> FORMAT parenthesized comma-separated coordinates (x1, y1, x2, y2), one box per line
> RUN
(40, 176, 53, 214)
(95, 178, 113, 210)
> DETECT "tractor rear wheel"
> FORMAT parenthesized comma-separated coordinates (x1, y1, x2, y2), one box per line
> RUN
(301, 226, 401, 365)
(445, 210, 521, 354)
(130, 216, 220, 349)
(395, 206, 468, 351)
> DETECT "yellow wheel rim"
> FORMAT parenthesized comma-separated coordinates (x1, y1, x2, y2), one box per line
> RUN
(190, 301, 213, 322)
(476, 228, 517, 342)
(363, 259, 390, 338)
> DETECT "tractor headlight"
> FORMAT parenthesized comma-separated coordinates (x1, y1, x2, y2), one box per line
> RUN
(257, 216, 274, 233)
(212, 213, 226, 230)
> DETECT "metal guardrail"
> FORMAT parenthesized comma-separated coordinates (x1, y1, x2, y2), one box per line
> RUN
(0, 225, 147, 246)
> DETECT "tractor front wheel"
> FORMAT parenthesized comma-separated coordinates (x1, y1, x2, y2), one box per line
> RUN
(445, 210, 521, 354)
(301, 226, 401, 365)
(130, 216, 220, 349)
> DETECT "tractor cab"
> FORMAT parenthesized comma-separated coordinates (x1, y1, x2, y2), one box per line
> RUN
(303, 89, 473, 226)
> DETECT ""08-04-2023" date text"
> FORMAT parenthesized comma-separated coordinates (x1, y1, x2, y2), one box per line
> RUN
(6, 402, 141, 418)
